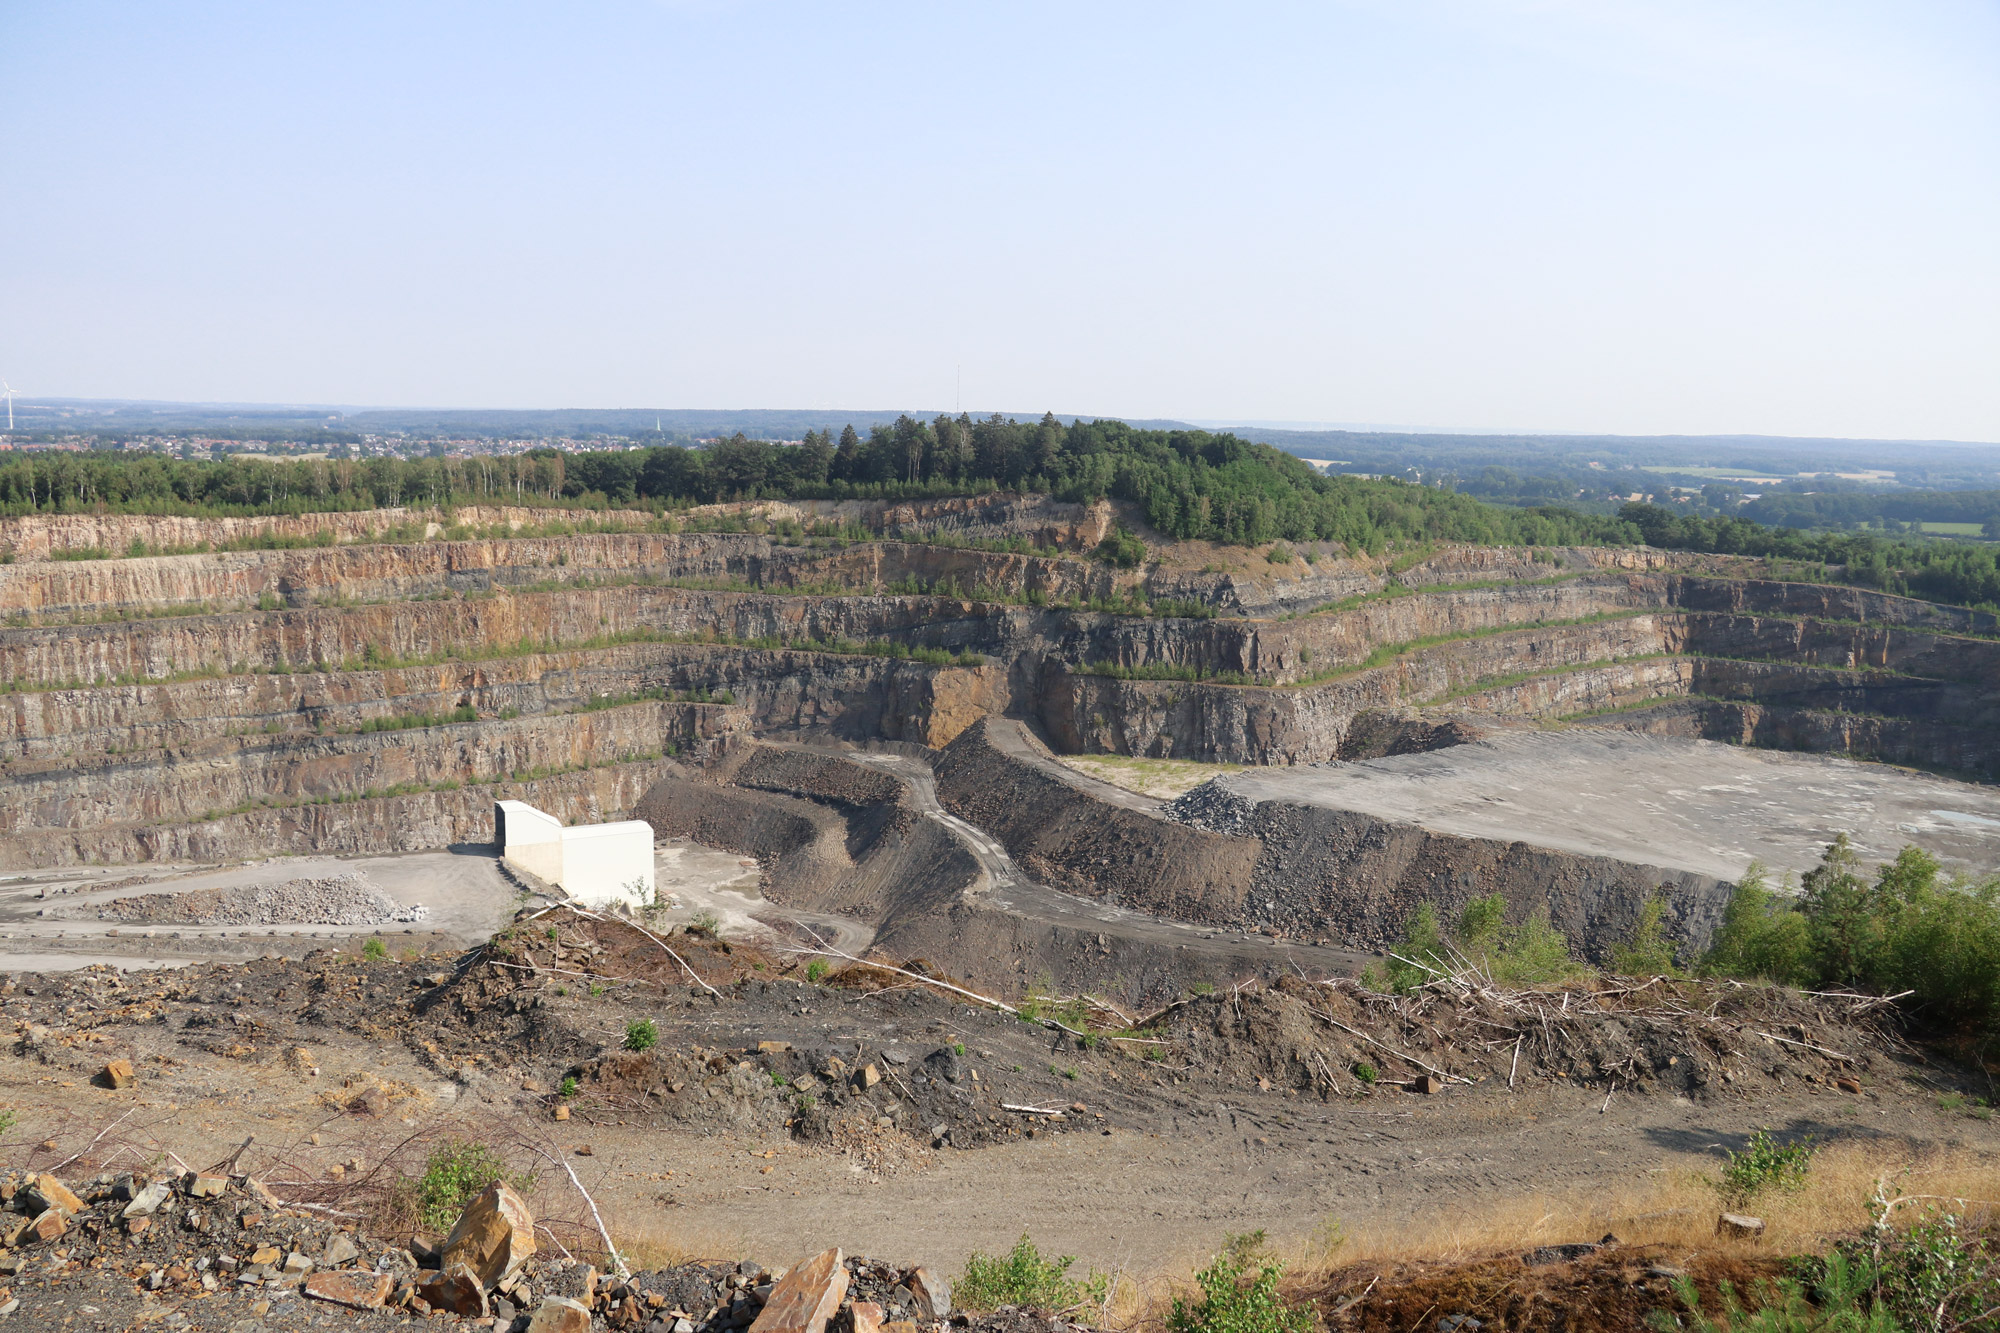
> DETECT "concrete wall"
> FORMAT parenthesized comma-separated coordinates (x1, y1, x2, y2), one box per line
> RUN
(559, 821, 656, 908)
(495, 799, 654, 909)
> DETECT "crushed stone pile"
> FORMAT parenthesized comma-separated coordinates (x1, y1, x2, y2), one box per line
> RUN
(1159, 778, 1259, 835)
(92, 871, 428, 927)
(0, 1160, 1067, 1333)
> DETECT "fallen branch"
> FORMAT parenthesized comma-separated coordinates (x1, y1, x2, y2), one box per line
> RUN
(1001, 1103, 1065, 1116)
(1306, 1007, 1472, 1085)
(1751, 1029, 1853, 1062)
(524, 1142, 629, 1279)
(781, 933, 1094, 1040)
(50, 1107, 137, 1174)
(557, 905, 723, 1000)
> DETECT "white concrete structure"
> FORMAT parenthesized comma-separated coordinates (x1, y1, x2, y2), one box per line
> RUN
(494, 800, 655, 909)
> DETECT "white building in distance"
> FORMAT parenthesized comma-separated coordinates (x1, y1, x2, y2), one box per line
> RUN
(494, 800, 654, 910)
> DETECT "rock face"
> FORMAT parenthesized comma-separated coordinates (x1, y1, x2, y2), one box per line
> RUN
(439, 1182, 536, 1290)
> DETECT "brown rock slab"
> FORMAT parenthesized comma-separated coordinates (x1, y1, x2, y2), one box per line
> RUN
(882, 1324, 920, 1333)
(440, 1182, 536, 1288)
(418, 1263, 490, 1318)
(851, 1300, 885, 1333)
(186, 1174, 229, 1199)
(99, 1059, 136, 1090)
(1717, 1213, 1766, 1239)
(27, 1209, 66, 1243)
(1837, 1077, 1863, 1094)
(1412, 1075, 1444, 1095)
(304, 1270, 394, 1310)
(527, 1295, 593, 1333)
(748, 1247, 849, 1333)
(553, 1105, 571, 1121)
(27, 1175, 84, 1216)
(906, 1268, 952, 1318)
(250, 1246, 281, 1266)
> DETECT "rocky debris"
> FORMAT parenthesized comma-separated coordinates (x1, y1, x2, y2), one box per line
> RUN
(1717, 1214, 1766, 1239)
(1160, 779, 1260, 835)
(92, 870, 428, 927)
(98, 1057, 136, 1088)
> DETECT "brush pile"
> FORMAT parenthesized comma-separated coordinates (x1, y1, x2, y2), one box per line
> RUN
(1148, 969, 1917, 1100)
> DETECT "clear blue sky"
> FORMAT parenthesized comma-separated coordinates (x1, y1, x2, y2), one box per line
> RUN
(2, 1, 1995, 439)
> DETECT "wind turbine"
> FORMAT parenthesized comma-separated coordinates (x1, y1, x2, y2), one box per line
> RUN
(0, 381, 15, 432)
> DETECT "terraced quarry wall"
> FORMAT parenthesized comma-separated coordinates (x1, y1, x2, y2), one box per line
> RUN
(3, 504, 1994, 976)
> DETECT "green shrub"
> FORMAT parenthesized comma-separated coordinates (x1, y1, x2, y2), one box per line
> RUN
(1169, 1234, 1315, 1333)
(687, 911, 721, 937)
(1653, 1250, 1893, 1333)
(1704, 839, 2000, 1035)
(1093, 527, 1147, 569)
(1716, 1128, 1814, 1208)
(623, 1019, 658, 1052)
(362, 936, 388, 961)
(1352, 1063, 1377, 1085)
(1265, 543, 1294, 564)
(957, 1234, 1108, 1312)
(558, 1075, 578, 1098)
(805, 959, 828, 984)
(1610, 893, 1682, 977)
(394, 1139, 536, 1235)
(1366, 894, 1589, 993)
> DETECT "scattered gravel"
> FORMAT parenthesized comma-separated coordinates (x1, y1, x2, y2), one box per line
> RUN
(92, 872, 428, 927)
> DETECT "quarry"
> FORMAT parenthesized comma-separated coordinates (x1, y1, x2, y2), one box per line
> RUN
(1, 493, 1998, 1331)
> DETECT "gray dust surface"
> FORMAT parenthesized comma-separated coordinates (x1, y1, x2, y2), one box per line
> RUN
(1217, 732, 2000, 882)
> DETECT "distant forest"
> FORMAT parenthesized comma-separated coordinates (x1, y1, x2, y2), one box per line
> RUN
(0, 414, 1625, 553)
(6, 416, 2000, 609)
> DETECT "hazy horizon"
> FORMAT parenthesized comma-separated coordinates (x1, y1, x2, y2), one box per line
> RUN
(3, 2, 1996, 441)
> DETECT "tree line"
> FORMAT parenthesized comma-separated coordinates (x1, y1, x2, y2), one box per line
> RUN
(1619, 502, 2000, 611)
(7, 424, 2000, 609)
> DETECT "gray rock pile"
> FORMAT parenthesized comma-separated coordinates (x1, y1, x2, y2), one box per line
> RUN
(1159, 779, 1258, 835)
(95, 871, 428, 927)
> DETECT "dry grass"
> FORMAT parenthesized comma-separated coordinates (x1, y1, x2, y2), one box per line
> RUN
(1262, 1141, 2000, 1280)
(612, 1217, 749, 1271)
(1056, 754, 1243, 799)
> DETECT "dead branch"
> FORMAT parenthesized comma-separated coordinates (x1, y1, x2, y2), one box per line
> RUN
(523, 1141, 628, 1279)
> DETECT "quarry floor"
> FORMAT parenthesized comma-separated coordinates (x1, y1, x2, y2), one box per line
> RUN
(1214, 731, 2000, 884)
(3, 956, 1995, 1282)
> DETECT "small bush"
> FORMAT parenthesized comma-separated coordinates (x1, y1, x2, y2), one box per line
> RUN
(1169, 1234, 1315, 1333)
(805, 959, 828, 984)
(558, 1075, 578, 1098)
(393, 1139, 535, 1235)
(1352, 1063, 1377, 1085)
(1610, 892, 1682, 976)
(1716, 1128, 1814, 1208)
(1093, 527, 1147, 569)
(957, 1234, 1108, 1312)
(1265, 543, 1294, 565)
(1655, 1251, 1892, 1333)
(623, 1019, 658, 1052)
(362, 937, 388, 961)
(687, 911, 722, 937)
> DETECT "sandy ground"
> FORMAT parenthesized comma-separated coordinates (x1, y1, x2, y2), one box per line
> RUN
(0, 839, 817, 973)
(1218, 731, 2000, 882)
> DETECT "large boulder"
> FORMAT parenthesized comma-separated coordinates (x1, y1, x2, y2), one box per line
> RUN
(439, 1182, 536, 1288)
(749, 1248, 850, 1333)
